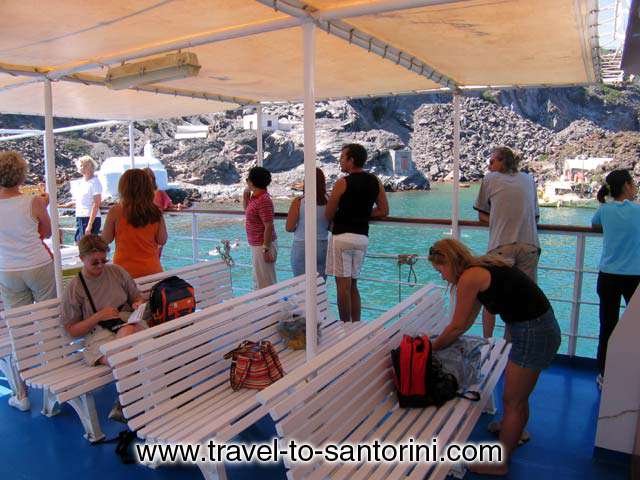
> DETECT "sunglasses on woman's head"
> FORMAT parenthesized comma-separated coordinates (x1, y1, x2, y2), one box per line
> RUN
(428, 247, 443, 257)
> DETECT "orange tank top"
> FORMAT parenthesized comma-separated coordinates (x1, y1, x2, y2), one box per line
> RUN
(113, 215, 163, 279)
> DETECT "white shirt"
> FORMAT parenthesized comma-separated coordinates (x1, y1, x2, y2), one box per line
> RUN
(72, 176, 102, 217)
(0, 195, 52, 271)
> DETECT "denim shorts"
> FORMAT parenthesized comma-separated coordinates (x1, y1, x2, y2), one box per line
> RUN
(507, 309, 561, 370)
(291, 240, 328, 278)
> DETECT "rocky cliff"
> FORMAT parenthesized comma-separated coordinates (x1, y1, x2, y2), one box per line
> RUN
(1, 83, 638, 202)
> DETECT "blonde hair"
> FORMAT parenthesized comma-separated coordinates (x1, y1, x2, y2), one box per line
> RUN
(428, 238, 508, 284)
(0, 151, 28, 188)
(76, 155, 97, 174)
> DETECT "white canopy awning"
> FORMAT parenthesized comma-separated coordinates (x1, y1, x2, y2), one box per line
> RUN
(0, 0, 600, 120)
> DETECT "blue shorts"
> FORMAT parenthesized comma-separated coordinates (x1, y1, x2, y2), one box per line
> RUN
(507, 309, 561, 370)
(75, 216, 102, 243)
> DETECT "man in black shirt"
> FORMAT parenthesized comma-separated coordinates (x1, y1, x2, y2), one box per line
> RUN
(325, 144, 389, 322)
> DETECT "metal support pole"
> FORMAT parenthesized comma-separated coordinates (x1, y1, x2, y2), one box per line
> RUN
(256, 103, 264, 166)
(128, 122, 135, 168)
(191, 213, 199, 264)
(303, 22, 318, 360)
(568, 233, 586, 356)
(451, 91, 461, 240)
(43, 79, 63, 298)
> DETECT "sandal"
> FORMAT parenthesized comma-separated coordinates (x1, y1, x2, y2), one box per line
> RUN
(487, 420, 531, 446)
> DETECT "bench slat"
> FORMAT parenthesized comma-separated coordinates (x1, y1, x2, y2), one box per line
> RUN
(56, 371, 114, 404)
(17, 344, 80, 370)
(15, 335, 81, 363)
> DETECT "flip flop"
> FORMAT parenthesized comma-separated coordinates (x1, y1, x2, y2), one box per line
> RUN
(487, 420, 531, 446)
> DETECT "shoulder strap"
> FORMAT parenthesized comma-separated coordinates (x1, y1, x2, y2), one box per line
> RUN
(78, 272, 98, 314)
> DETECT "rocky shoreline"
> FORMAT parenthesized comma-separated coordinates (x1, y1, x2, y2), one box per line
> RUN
(1, 84, 638, 204)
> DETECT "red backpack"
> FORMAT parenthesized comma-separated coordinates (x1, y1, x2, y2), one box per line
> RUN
(391, 335, 462, 408)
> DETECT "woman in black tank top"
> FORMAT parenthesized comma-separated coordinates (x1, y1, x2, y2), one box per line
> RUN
(427, 239, 560, 476)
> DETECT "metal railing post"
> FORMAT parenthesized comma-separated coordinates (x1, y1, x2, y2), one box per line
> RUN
(568, 233, 586, 356)
(191, 212, 199, 263)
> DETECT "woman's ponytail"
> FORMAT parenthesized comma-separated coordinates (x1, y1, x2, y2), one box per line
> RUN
(597, 169, 632, 203)
(596, 183, 610, 203)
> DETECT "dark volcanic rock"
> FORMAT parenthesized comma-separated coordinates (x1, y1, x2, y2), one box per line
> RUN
(1, 83, 638, 201)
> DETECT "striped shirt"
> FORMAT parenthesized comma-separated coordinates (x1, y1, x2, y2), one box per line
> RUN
(245, 191, 277, 246)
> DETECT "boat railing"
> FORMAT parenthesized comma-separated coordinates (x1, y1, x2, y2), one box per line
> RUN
(59, 208, 603, 359)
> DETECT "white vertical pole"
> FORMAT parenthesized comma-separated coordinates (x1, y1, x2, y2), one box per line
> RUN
(129, 122, 136, 168)
(568, 233, 585, 357)
(43, 79, 63, 297)
(256, 103, 264, 166)
(451, 91, 461, 240)
(303, 22, 318, 361)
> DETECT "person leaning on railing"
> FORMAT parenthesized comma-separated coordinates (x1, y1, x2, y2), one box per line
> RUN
(428, 238, 560, 477)
(101, 169, 167, 279)
(591, 169, 640, 389)
(325, 143, 389, 323)
(0, 150, 57, 309)
(474, 146, 540, 339)
(286, 167, 330, 278)
(143, 167, 187, 212)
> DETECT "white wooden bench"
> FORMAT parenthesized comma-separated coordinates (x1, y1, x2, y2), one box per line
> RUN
(100, 274, 356, 480)
(4, 260, 232, 442)
(256, 284, 511, 480)
(0, 299, 30, 411)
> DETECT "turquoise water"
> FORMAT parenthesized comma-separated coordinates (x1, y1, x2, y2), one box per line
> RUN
(65, 184, 603, 358)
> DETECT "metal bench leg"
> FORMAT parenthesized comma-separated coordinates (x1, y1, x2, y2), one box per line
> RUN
(42, 388, 60, 417)
(0, 355, 30, 411)
(199, 463, 228, 480)
(67, 393, 105, 443)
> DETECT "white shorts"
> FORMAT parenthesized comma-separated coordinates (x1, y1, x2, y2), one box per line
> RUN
(325, 233, 369, 279)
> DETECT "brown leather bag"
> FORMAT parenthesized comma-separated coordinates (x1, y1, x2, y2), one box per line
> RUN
(224, 340, 285, 391)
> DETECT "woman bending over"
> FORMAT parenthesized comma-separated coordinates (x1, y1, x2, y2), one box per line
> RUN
(428, 238, 560, 476)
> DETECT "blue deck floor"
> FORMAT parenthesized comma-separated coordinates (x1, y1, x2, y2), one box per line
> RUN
(0, 357, 629, 480)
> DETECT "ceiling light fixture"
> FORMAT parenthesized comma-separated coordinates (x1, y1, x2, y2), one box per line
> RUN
(105, 52, 201, 90)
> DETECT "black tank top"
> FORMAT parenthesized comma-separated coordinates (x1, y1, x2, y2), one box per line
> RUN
(332, 172, 380, 236)
(476, 265, 551, 323)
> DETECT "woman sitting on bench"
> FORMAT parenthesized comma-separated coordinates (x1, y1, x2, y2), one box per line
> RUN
(428, 238, 560, 476)
(61, 235, 145, 367)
